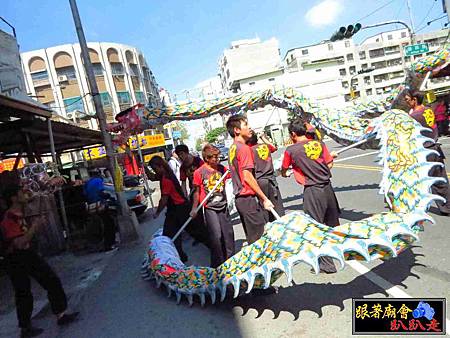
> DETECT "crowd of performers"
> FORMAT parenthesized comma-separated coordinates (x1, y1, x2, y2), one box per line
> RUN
(148, 90, 450, 272)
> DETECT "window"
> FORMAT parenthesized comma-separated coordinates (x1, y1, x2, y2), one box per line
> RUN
(31, 71, 49, 85)
(359, 51, 366, 60)
(226, 69, 230, 79)
(100, 92, 112, 107)
(56, 66, 77, 80)
(110, 63, 124, 75)
(339, 68, 347, 76)
(387, 34, 393, 40)
(129, 64, 139, 77)
(364, 76, 371, 85)
(249, 82, 255, 86)
(268, 78, 275, 82)
(302, 49, 308, 55)
(372, 61, 386, 69)
(401, 32, 407, 38)
(341, 81, 349, 89)
(92, 63, 104, 76)
(328, 43, 333, 51)
(361, 63, 368, 69)
(346, 53, 354, 61)
(345, 41, 350, 48)
(135, 91, 145, 103)
(366, 89, 373, 96)
(349, 66, 356, 75)
(369, 48, 385, 58)
(63, 96, 85, 113)
(116, 91, 131, 104)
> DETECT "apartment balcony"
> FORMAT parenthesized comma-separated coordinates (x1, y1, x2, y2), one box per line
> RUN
(32, 78, 51, 87)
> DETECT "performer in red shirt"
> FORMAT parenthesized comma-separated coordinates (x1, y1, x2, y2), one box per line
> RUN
(191, 144, 234, 267)
(281, 118, 340, 273)
(226, 115, 274, 244)
(174, 144, 209, 247)
(150, 156, 190, 261)
(405, 90, 450, 216)
(0, 186, 79, 337)
(246, 131, 285, 222)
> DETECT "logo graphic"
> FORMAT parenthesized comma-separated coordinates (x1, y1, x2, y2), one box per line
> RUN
(229, 144, 237, 163)
(304, 140, 322, 160)
(256, 144, 270, 160)
(423, 109, 435, 127)
(353, 298, 445, 335)
(205, 172, 224, 192)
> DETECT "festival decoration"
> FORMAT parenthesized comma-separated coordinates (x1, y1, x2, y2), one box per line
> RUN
(139, 43, 447, 306)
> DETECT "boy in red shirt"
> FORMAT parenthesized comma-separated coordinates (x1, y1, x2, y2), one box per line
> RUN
(226, 115, 274, 244)
(150, 156, 189, 262)
(190, 144, 234, 267)
(281, 118, 340, 273)
(246, 131, 285, 222)
(174, 144, 209, 246)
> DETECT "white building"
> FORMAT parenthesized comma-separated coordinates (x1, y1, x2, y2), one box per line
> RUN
(218, 38, 283, 93)
(21, 42, 160, 129)
(285, 28, 450, 102)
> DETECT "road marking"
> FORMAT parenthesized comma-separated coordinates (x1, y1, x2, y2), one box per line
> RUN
(348, 260, 450, 334)
(334, 151, 379, 163)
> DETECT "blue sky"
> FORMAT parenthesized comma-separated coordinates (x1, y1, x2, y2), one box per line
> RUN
(2, 0, 447, 96)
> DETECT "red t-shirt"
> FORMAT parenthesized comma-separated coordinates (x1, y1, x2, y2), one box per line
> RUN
(193, 164, 229, 210)
(180, 156, 204, 188)
(0, 210, 26, 241)
(228, 141, 255, 196)
(161, 176, 186, 205)
(282, 137, 333, 186)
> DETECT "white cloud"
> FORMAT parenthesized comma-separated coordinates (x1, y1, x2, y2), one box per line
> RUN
(305, 0, 343, 28)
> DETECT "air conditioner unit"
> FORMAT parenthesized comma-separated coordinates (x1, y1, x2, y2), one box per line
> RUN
(58, 75, 68, 82)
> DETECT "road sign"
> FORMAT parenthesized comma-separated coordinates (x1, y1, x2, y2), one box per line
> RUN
(404, 43, 429, 56)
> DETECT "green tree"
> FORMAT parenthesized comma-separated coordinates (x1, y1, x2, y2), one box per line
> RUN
(205, 127, 227, 144)
(195, 138, 203, 151)
(173, 121, 189, 142)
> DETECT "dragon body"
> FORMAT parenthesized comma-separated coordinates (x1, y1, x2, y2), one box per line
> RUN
(140, 44, 449, 306)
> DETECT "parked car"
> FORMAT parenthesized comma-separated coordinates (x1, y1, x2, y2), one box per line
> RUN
(216, 145, 229, 161)
(103, 176, 149, 216)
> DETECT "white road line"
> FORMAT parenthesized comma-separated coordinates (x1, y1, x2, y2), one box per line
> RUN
(348, 260, 450, 334)
(334, 151, 379, 163)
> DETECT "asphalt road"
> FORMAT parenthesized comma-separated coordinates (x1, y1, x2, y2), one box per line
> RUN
(27, 137, 450, 338)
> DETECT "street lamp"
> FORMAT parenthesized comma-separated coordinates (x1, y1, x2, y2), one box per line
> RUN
(350, 67, 375, 99)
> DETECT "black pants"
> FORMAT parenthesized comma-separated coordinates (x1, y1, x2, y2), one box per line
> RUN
(235, 195, 266, 244)
(100, 211, 116, 249)
(303, 182, 341, 273)
(5, 249, 67, 328)
(428, 144, 450, 214)
(257, 177, 285, 222)
(163, 203, 190, 259)
(185, 196, 210, 247)
(204, 208, 235, 268)
(437, 120, 449, 136)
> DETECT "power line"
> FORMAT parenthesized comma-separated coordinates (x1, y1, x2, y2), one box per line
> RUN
(415, 14, 447, 33)
(357, 0, 397, 22)
(48, 92, 92, 110)
(416, 0, 438, 30)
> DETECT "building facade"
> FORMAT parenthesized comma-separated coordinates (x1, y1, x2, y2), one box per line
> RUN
(284, 28, 450, 102)
(21, 42, 160, 128)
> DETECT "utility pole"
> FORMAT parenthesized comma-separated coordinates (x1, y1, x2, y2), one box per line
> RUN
(69, 0, 139, 242)
(406, 0, 415, 33)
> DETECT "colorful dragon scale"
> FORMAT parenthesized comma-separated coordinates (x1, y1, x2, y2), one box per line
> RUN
(141, 44, 449, 306)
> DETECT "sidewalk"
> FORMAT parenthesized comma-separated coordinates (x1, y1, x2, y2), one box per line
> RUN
(0, 249, 117, 337)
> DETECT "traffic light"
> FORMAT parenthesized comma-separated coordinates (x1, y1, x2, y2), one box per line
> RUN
(330, 23, 362, 41)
